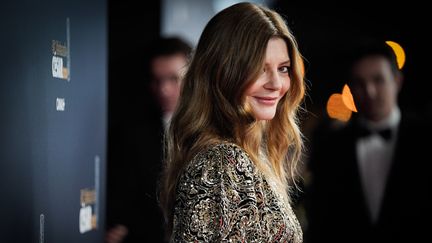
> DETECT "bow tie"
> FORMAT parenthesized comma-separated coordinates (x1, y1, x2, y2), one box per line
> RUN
(356, 126, 393, 141)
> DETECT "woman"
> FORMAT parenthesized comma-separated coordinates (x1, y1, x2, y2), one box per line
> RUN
(160, 2, 305, 242)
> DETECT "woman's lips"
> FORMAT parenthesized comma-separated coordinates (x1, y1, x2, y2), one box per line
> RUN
(253, 96, 278, 105)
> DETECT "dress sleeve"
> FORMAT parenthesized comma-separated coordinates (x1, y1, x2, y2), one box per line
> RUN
(171, 144, 262, 242)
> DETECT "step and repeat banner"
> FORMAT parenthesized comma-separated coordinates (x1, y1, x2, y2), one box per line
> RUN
(1, 0, 107, 242)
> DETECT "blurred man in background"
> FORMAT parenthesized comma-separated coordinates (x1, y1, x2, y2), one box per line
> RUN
(305, 40, 431, 243)
(148, 37, 191, 128)
(106, 37, 191, 243)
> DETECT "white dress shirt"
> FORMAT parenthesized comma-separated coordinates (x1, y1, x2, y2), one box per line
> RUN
(356, 107, 401, 223)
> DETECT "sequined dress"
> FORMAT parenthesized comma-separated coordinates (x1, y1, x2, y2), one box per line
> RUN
(171, 143, 303, 242)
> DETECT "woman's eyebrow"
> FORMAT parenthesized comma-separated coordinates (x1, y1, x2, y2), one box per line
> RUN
(279, 60, 291, 65)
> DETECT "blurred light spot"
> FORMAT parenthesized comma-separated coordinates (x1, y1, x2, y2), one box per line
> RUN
(342, 84, 357, 112)
(386, 41, 406, 69)
(327, 94, 352, 122)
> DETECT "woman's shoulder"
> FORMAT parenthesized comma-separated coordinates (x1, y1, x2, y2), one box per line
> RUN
(204, 141, 248, 157)
(199, 141, 251, 163)
(185, 141, 256, 176)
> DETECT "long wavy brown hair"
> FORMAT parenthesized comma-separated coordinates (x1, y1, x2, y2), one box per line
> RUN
(159, 2, 305, 238)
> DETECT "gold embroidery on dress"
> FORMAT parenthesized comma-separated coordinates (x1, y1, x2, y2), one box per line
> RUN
(172, 143, 303, 242)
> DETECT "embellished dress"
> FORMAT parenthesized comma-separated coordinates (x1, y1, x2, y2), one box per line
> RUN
(171, 143, 303, 242)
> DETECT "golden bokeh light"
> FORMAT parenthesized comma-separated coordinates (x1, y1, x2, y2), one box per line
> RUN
(327, 93, 352, 122)
(342, 84, 357, 112)
(385, 41, 406, 69)
(326, 84, 358, 122)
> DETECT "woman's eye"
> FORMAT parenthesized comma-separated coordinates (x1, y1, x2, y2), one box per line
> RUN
(279, 66, 290, 73)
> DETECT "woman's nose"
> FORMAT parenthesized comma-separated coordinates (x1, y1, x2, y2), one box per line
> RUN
(264, 70, 283, 90)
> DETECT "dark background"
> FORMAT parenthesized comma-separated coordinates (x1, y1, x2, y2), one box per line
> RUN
(272, 3, 431, 130)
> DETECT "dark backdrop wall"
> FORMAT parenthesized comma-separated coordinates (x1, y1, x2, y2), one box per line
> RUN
(0, 0, 107, 242)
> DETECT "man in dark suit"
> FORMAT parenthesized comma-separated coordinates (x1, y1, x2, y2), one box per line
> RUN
(305, 41, 431, 243)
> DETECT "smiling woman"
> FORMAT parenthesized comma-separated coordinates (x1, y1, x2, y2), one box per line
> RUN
(159, 2, 306, 242)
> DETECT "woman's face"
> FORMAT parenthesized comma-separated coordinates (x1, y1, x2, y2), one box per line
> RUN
(245, 37, 291, 120)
